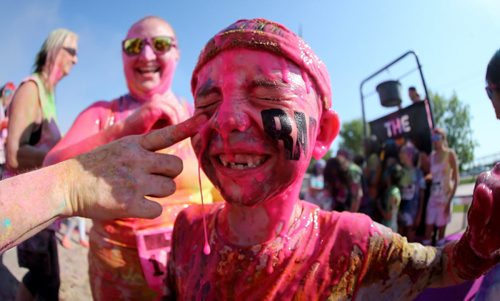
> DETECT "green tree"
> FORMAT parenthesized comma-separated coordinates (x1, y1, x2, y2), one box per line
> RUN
(338, 118, 364, 157)
(429, 91, 476, 169)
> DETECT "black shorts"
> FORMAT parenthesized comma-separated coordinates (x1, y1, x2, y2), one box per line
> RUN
(18, 229, 60, 301)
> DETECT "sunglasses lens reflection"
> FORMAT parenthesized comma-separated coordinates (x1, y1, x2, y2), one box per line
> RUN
(123, 38, 144, 55)
(152, 37, 173, 53)
(123, 37, 174, 56)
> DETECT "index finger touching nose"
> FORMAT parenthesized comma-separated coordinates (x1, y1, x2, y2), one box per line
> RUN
(140, 114, 207, 151)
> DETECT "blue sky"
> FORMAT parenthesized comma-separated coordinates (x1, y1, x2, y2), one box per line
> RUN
(1, 0, 499, 160)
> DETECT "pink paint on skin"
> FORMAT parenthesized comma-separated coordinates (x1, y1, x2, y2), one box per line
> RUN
(188, 49, 319, 261)
(170, 19, 465, 300)
(301, 69, 311, 94)
(453, 163, 500, 279)
(280, 58, 290, 83)
(122, 18, 178, 103)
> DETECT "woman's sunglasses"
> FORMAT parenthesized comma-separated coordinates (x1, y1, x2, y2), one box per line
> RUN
(63, 47, 78, 57)
(122, 36, 176, 56)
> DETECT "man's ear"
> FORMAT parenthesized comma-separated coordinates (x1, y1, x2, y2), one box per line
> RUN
(312, 108, 340, 160)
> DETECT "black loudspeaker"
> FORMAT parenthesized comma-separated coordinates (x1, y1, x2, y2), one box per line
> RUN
(376, 80, 402, 107)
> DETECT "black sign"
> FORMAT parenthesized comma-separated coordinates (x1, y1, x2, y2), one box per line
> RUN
(369, 100, 433, 153)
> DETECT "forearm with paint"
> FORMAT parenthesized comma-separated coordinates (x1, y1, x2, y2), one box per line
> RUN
(0, 161, 72, 252)
(451, 232, 498, 280)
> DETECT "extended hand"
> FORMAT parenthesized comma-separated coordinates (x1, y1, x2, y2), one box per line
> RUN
(64, 114, 207, 220)
(464, 163, 500, 259)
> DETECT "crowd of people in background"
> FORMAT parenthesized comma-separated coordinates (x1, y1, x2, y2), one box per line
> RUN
(304, 125, 459, 246)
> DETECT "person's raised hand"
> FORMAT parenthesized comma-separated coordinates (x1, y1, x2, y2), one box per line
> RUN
(122, 93, 188, 135)
(63, 114, 207, 220)
(464, 163, 500, 259)
(452, 163, 500, 280)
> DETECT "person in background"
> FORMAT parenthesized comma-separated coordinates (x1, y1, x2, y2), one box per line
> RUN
(408, 86, 423, 103)
(336, 149, 363, 212)
(324, 156, 352, 212)
(423, 128, 459, 246)
(474, 48, 500, 301)
(398, 144, 425, 242)
(304, 159, 329, 209)
(485, 49, 500, 119)
(0, 82, 16, 176)
(43, 16, 212, 300)
(4, 28, 78, 301)
(378, 163, 402, 232)
(60, 217, 89, 249)
(361, 135, 381, 218)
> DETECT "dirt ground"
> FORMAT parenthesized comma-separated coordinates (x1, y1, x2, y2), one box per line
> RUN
(0, 218, 92, 301)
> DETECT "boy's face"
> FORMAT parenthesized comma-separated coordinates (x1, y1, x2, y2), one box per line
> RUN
(191, 49, 322, 206)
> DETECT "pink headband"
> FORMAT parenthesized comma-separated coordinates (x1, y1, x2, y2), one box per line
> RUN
(191, 18, 332, 110)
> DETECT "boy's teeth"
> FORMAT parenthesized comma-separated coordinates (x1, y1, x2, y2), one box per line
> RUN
(219, 154, 265, 169)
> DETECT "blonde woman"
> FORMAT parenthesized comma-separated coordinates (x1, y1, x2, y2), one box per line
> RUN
(5, 28, 78, 301)
(423, 128, 459, 246)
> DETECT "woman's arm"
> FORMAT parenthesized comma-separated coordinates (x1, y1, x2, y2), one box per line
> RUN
(0, 114, 207, 253)
(44, 96, 181, 166)
(43, 101, 116, 166)
(5, 81, 46, 171)
(448, 150, 460, 201)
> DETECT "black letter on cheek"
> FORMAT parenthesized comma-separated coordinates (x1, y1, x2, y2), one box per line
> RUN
(294, 112, 307, 160)
(261, 109, 294, 160)
(309, 117, 317, 140)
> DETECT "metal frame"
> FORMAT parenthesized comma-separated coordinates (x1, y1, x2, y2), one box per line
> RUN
(359, 50, 433, 138)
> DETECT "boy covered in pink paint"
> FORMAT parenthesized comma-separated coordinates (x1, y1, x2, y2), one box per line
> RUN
(166, 18, 500, 300)
(43, 16, 213, 300)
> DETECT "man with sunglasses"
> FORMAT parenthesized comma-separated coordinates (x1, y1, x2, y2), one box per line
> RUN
(44, 16, 213, 300)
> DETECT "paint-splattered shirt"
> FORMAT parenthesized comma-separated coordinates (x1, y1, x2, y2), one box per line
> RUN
(167, 201, 445, 300)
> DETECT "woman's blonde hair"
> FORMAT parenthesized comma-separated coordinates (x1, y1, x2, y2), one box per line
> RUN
(33, 28, 78, 74)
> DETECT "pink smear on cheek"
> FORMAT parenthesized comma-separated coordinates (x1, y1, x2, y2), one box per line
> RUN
(280, 58, 289, 83)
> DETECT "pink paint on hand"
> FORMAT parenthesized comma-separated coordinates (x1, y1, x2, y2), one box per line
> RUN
(453, 163, 500, 280)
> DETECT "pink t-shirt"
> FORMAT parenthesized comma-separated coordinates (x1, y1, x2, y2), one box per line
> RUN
(167, 201, 444, 300)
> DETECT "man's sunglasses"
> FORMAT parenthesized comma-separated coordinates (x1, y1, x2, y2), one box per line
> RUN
(63, 47, 78, 57)
(122, 36, 176, 56)
(486, 82, 498, 100)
